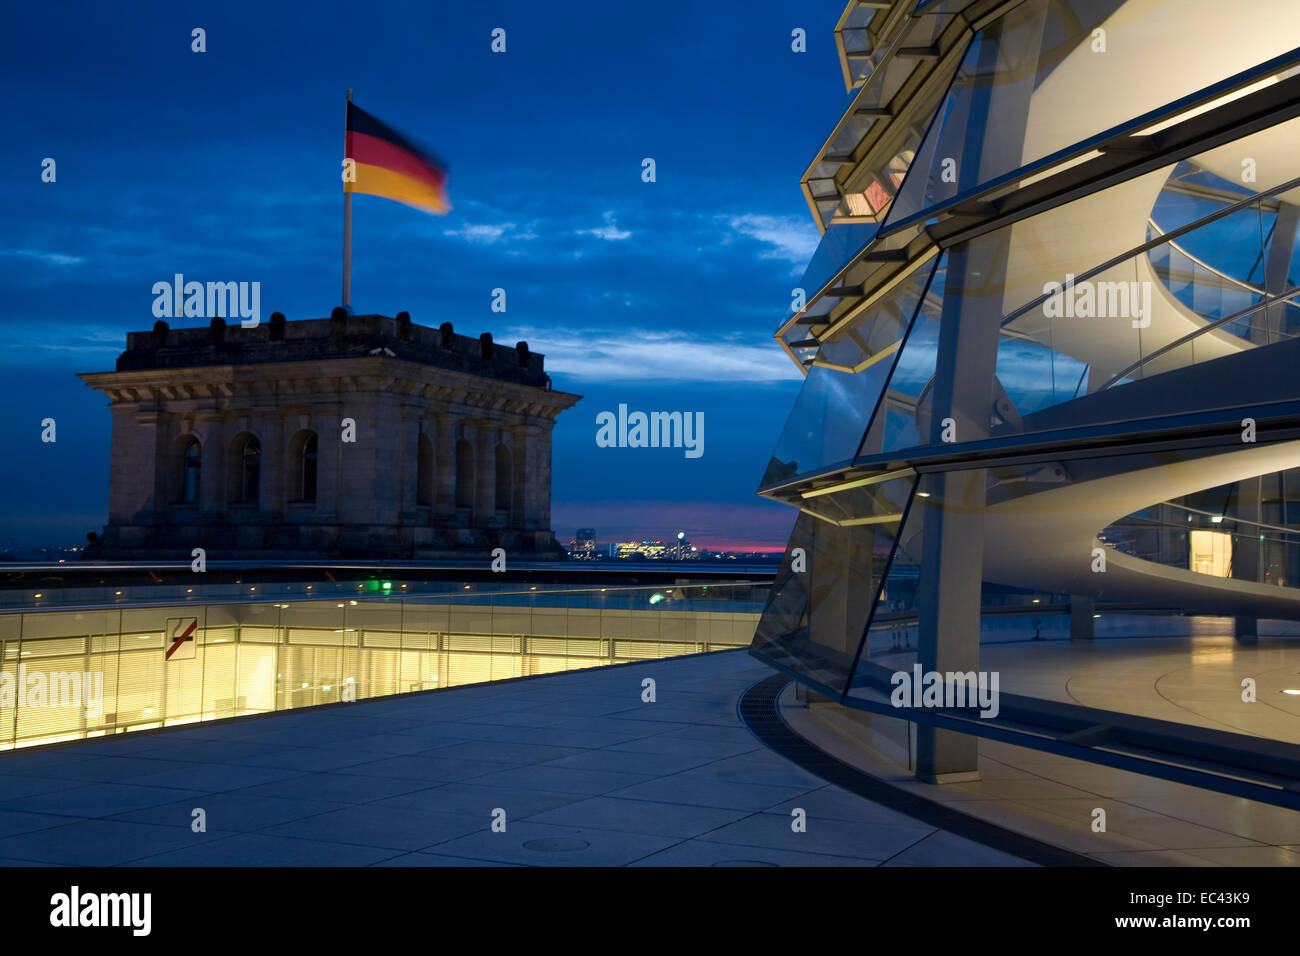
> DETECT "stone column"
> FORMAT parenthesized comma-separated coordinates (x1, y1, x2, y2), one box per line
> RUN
(337, 393, 382, 526)
(316, 402, 342, 523)
(474, 422, 497, 526)
(259, 414, 285, 520)
(519, 424, 546, 531)
(398, 403, 421, 522)
(510, 426, 527, 528)
(533, 424, 554, 533)
(107, 406, 167, 524)
(435, 417, 457, 521)
(196, 414, 226, 521)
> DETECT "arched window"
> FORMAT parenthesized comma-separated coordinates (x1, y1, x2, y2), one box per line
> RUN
(495, 443, 512, 515)
(238, 436, 261, 503)
(180, 437, 201, 504)
(417, 434, 434, 506)
(297, 432, 318, 503)
(455, 439, 473, 510)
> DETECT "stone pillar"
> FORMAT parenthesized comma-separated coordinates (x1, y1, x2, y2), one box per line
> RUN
(398, 404, 420, 522)
(369, 392, 402, 529)
(474, 422, 497, 526)
(510, 426, 527, 528)
(315, 405, 340, 523)
(259, 415, 285, 520)
(336, 394, 382, 525)
(108, 406, 167, 524)
(196, 414, 226, 521)
(434, 417, 457, 521)
(531, 425, 554, 532)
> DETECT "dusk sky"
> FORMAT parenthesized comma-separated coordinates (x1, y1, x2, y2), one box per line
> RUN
(2, 0, 854, 551)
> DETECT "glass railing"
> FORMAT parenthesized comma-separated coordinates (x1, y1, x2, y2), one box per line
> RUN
(872, 184, 1300, 454)
(0, 582, 768, 751)
(1103, 505, 1300, 588)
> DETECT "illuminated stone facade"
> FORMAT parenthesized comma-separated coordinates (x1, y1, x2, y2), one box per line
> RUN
(79, 311, 580, 559)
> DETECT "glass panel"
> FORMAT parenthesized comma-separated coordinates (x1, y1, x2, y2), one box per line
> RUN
(884, 0, 1299, 229)
(846, 441, 1300, 709)
(753, 471, 917, 697)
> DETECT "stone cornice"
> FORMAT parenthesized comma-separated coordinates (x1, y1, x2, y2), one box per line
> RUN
(79, 356, 583, 420)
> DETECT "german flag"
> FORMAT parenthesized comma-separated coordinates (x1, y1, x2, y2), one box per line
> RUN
(345, 103, 450, 214)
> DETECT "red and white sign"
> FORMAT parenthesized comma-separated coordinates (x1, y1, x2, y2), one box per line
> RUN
(166, 617, 198, 661)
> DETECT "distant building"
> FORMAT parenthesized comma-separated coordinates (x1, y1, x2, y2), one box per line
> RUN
(612, 540, 668, 560)
(79, 311, 581, 560)
(568, 527, 598, 560)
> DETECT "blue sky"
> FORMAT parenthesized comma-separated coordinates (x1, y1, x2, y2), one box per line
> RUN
(1, 0, 854, 550)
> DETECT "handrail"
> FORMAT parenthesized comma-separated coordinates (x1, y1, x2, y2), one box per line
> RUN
(1099, 282, 1300, 390)
(1147, 217, 1300, 303)
(1002, 174, 1300, 330)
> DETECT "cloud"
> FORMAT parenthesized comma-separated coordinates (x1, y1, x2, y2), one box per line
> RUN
(578, 211, 631, 241)
(724, 214, 819, 268)
(442, 222, 537, 244)
(499, 325, 799, 383)
(4, 249, 84, 266)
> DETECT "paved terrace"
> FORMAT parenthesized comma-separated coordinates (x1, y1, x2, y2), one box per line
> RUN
(0, 649, 1025, 866)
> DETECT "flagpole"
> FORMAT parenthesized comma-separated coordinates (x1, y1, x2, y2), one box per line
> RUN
(342, 88, 353, 311)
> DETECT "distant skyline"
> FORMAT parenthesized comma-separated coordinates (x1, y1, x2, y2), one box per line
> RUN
(2, 0, 851, 551)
